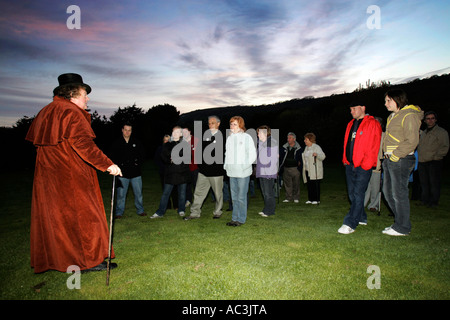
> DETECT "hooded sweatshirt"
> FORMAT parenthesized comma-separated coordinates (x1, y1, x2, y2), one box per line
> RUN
(383, 105, 424, 162)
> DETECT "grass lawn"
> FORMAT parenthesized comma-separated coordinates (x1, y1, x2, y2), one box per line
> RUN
(0, 161, 449, 301)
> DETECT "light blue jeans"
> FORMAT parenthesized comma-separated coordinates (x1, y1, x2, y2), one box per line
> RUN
(115, 176, 145, 216)
(229, 176, 250, 224)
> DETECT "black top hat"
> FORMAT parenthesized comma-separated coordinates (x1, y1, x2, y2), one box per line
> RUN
(53, 73, 91, 95)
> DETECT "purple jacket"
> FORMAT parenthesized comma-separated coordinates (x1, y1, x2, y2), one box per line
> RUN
(256, 136, 279, 179)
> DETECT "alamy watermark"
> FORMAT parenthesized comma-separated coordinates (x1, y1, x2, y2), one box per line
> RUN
(66, 5, 81, 29)
(367, 265, 381, 289)
(367, 5, 381, 29)
(66, 265, 81, 289)
(66, 4, 381, 30)
(171, 122, 279, 170)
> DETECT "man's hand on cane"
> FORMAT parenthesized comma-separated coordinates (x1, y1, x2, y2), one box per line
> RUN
(107, 164, 122, 176)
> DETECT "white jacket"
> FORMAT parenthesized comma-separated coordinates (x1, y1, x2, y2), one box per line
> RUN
(224, 131, 257, 178)
(302, 143, 326, 182)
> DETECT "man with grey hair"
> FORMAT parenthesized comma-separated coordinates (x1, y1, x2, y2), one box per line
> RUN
(184, 115, 225, 220)
(279, 132, 302, 203)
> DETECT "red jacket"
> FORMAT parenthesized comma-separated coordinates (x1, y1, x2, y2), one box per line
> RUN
(26, 97, 114, 273)
(342, 115, 382, 170)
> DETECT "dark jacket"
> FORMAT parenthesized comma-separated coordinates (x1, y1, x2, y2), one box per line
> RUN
(279, 141, 302, 174)
(110, 135, 145, 178)
(198, 130, 226, 177)
(161, 140, 191, 185)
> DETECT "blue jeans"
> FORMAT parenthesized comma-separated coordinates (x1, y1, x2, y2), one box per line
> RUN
(115, 176, 145, 216)
(383, 155, 415, 234)
(343, 165, 372, 229)
(229, 176, 250, 224)
(259, 178, 276, 215)
(156, 183, 186, 216)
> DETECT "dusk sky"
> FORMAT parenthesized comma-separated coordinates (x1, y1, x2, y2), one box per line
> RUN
(1, 0, 449, 127)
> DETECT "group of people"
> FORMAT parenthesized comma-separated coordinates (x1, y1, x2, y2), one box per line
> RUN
(26, 73, 448, 274)
(148, 117, 329, 226)
(338, 90, 448, 236)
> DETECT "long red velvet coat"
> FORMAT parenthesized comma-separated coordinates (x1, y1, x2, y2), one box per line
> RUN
(26, 97, 115, 273)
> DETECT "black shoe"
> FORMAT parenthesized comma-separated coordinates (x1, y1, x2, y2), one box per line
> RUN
(183, 216, 199, 220)
(137, 212, 147, 217)
(226, 221, 242, 226)
(82, 261, 117, 273)
(213, 215, 221, 219)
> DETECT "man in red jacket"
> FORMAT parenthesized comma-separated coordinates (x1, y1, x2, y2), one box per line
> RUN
(338, 102, 382, 234)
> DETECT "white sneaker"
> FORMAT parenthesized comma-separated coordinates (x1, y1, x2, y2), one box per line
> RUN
(294, 200, 299, 203)
(359, 221, 367, 225)
(260, 213, 269, 217)
(178, 211, 185, 217)
(150, 213, 163, 219)
(311, 201, 318, 205)
(283, 199, 290, 203)
(338, 224, 355, 234)
(382, 227, 408, 236)
(258, 212, 265, 216)
(185, 200, 191, 207)
(305, 201, 312, 204)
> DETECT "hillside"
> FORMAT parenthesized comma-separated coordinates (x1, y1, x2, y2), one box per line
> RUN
(178, 74, 450, 163)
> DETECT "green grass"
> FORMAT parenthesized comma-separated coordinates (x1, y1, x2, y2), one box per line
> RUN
(0, 162, 449, 300)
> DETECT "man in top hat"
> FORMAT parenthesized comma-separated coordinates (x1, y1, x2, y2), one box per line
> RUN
(26, 73, 122, 273)
(338, 101, 382, 234)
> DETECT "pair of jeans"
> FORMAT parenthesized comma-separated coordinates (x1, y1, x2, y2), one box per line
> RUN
(343, 165, 372, 229)
(229, 176, 250, 224)
(115, 176, 145, 216)
(383, 155, 415, 234)
(156, 183, 186, 216)
(259, 178, 276, 215)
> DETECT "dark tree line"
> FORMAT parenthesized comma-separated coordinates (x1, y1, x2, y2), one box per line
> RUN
(2, 74, 449, 170)
(1, 103, 181, 170)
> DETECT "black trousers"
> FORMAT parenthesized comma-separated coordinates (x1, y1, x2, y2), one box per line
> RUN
(418, 160, 444, 207)
(306, 171, 321, 202)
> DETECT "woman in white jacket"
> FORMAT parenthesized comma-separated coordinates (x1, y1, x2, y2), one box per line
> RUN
(224, 116, 257, 226)
(302, 133, 326, 204)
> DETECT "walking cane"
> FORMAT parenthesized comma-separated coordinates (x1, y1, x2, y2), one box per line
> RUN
(314, 155, 320, 205)
(106, 175, 116, 286)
